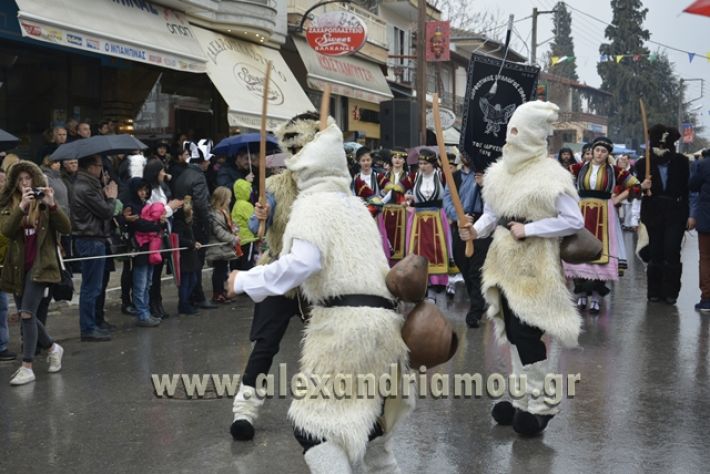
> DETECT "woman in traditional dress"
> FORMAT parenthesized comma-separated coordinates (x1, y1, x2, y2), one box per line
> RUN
(564, 136, 639, 314)
(377, 147, 414, 264)
(405, 148, 452, 287)
(352, 146, 390, 256)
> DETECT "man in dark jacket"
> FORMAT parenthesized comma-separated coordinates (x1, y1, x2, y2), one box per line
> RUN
(689, 148, 710, 311)
(635, 124, 691, 305)
(72, 155, 118, 341)
(171, 141, 217, 310)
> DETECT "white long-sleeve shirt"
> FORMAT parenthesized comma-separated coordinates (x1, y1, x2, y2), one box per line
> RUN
(473, 193, 584, 239)
(234, 239, 322, 303)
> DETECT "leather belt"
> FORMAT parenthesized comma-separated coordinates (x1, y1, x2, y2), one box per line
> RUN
(497, 216, 531, 227)
(321, 294, 397, 310)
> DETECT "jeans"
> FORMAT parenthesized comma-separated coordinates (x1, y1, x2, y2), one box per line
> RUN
(179, 272, 199, 311)
(15, 271, 53, 363)
(132, 264, 154, 320)
(0, 292, 8, 352)
(75, 238, 107, 333)
(700, 232, 710, 300)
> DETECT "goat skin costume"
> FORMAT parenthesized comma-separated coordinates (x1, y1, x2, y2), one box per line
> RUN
(234, 123, 411, 469)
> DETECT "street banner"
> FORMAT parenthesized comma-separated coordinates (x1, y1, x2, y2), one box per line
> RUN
(426, 21, 450, 62)
(459, 53, 540, 171)
(682, 122, 695, 144)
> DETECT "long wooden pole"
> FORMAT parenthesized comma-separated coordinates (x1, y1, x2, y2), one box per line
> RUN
(257, 61, 272, 239)
(432, 93, 473, 257)
(639, 98, 652, 196)
(320, 84, 331, 131)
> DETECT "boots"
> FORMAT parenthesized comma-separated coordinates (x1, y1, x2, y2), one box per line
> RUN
(512, 359, 559, 437)
(304, 442, 353, 474)
(230, 384, 265, 441)
(492, 346, 526, 426)
(360, 433, 401, 474)
(661, 263, 682, 304)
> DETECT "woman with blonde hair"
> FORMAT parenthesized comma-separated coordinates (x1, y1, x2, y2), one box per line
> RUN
(0, 160, 71, 385)
(206, 186, 240, 303)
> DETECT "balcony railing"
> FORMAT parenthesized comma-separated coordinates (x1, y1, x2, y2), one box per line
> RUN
(287, 0, 388, 48)
(558, 111, 609, 126)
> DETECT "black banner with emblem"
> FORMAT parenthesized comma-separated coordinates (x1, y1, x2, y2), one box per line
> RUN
(459, 53, 540, 172)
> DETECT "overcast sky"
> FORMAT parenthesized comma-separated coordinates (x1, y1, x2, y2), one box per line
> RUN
(468, 0, 709, 140)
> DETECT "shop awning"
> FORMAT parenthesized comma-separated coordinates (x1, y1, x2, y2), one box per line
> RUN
(294, 38, 393, 104)
(192, 27, 314, 131)
(15, 0, 206, 72)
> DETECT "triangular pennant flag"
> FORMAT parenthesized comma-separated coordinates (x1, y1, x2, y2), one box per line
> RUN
(689, 52, 696, 63)
(615, 55, 624, 63)
(706, 52, 710, 62)
(551, 56, 560, 65)
(600, 54, 608, 62)
(632, 54, 641, 62)
(567, 56, 576, 62)
(649, 52, 658, 62)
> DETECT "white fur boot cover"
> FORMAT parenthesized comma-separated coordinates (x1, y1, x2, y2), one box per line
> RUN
(523, 359, 560, 416)
(510, 346, 528, 412)
(359, 433, 401, 474)
(232, 384, 265, 423)
(304, 442, 353, 474)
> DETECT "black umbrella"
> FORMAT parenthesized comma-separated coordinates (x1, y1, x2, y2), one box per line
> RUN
(50, 134, 148, 161)
(0, 129, 20, 151)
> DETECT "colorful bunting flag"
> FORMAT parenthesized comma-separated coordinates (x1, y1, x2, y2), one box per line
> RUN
(615, 55, 624, 63)
(689, 52, 696, 63)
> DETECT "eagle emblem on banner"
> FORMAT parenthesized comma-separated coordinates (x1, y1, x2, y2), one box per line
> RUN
(479, 98, 516, 137)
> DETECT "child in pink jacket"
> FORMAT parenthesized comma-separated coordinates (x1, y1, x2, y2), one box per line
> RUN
(135, 202, 167, 265)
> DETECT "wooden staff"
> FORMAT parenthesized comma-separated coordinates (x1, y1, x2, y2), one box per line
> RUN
(432, 93, 474, 257)
(257, 60, 272, 239)
(320, 84, 331, 131)
(639, 98, 652, 195)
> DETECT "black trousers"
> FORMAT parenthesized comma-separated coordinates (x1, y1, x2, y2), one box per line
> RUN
(121, 260, 133, 306)
(242, 295, 300, 387)
(500, 290, 546, 365)
(190, 247, 207, 304)
(451, 225, 491, 323)
(646, 222, 685, 299)
(149, 258, 165, 307)
(212, 260, 229, 294)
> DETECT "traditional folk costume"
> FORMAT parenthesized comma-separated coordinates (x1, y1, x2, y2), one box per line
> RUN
(470, 101, 585, 436)
(377, 151, 415, 263)
(633, 125, 690, 304)
(405, 159, 452, 286)
(352, 165, 391, 256)
(564, 137, 639, 313)
(230, 112, 320, 442)
(234, 123, 411, 472)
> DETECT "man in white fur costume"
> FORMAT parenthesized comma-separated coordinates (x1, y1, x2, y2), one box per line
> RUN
(228, 122, 410, 472)
(459, 100, 584, 436)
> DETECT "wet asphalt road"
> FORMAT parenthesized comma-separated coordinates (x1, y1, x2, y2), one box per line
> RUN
(1, 231, 709, 473)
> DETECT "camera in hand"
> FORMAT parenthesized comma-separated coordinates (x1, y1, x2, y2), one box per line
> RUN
(31, 188, 45, 199)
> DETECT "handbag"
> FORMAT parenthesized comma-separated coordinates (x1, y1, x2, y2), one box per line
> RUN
(560, 228, 603, 264)
(53, 243, 74, 302)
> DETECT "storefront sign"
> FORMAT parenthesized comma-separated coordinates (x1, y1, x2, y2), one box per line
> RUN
(425, 21, 450, 62)
(306, 11, 367, 56)
(682, 122, 695, 144)
(16, 0, 206, 72)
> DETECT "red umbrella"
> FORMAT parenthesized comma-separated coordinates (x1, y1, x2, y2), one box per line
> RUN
(165, 233, 181, 288)
(684, 0, 710, 17)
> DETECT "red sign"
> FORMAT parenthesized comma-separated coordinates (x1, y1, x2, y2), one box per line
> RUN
(426, 21, 450, 62)
(306, 11, 367, 56)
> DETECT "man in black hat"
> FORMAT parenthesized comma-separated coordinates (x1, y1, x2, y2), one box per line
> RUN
(634, 124, 690, 304)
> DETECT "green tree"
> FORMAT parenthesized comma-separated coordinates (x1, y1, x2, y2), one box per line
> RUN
(549, 2, 578, 81)
(596, 0, 683, 149)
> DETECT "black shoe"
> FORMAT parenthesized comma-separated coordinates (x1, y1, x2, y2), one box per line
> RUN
(196, 300, 218, 310)
(648, 296, 662, 303)
(491, 401, 516, 425)
(664, 297, 677, 305)
(231, 419, 255, 441)
(121, 304, 138, 316)
(179, 305, 199, 315)
(0, 349, 17, 361)
(81, 329, 112, 342)
(466, 310, 481, 328)
(98, 321, 117, 332)
(512, 410, 554, 436)
(158, 302, 171, 319)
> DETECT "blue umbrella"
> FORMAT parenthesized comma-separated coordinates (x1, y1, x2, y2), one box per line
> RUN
(212, 133, 280, 157)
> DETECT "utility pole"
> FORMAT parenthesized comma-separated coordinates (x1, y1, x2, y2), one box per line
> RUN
(530, 7, 557, 65)
(417, 0, 427, 144)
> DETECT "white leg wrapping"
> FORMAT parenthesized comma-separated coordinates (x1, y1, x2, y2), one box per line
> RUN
(524, 359, 561, 416)
(232, 384, 265, 423)
(304, 442, 353, 474)
(360, 433, 401, 474)
(510, 346, 528, 412)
